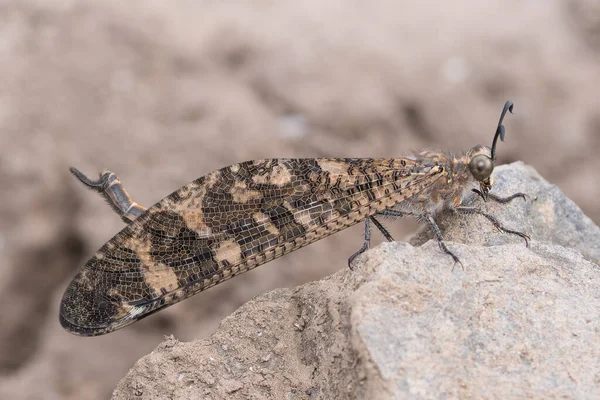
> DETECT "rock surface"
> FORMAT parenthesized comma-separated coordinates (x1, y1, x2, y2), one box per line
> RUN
(113, 164, 600, 399)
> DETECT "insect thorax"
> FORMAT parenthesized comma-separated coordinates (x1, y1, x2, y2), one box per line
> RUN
(390, 150, 477, 215)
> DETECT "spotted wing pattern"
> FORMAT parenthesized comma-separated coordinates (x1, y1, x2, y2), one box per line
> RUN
(60, 158, 444, 335)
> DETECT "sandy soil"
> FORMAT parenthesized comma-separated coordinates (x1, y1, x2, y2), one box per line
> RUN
(0, 0, 599, 398)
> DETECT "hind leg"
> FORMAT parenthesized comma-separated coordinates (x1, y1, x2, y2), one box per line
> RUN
(70, 167, 146, 223)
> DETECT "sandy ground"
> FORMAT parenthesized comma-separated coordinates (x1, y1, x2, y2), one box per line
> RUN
(0, 0, 599, 398)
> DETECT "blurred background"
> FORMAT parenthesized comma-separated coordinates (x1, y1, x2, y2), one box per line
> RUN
(1, 0, 599, 398)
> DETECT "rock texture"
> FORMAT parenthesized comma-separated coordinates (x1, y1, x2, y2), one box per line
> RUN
(113, 164, 600, 399)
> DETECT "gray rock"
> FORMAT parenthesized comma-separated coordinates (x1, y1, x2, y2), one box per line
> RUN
(113, 164, 600, 399)
(354, 241, 600, 399)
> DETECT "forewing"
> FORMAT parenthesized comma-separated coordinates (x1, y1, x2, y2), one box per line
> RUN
(60, 157, 437, 335)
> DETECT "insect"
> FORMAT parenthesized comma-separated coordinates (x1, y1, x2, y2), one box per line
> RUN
(60, 101, 529, 336)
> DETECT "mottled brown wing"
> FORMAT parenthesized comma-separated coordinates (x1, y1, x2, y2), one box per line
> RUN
(60, 158, 442, 336)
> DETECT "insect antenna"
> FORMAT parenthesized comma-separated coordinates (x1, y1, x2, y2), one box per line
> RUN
(491, 100, 514, 161)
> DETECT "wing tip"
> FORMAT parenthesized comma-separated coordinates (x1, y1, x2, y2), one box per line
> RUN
(58, 293, 160, 337)
(58, 301, 114, 337)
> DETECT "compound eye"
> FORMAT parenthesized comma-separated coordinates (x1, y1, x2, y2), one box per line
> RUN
(469, 155, 493, 181)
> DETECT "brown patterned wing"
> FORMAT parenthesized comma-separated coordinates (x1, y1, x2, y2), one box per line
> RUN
(60, 158, 442, 336)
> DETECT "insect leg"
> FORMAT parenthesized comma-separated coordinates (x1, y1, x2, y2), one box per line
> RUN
(472, 189, 528, 204)
(425, 214, 463, 268)
(454, 206, 530, 246)
(70, 167, 146, 223)
(370, 216, 395, 242)
(487, 192, 529, 204)
(348, 217, 371, 270)
(377, 209, 405, 218)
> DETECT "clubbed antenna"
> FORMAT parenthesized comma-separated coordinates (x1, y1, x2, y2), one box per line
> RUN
(491, 100, 514, 161)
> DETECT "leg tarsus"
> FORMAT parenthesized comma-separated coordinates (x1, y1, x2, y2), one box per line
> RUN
(425, 214, 464, 268)
(348, 213, 400, 269)
(70, 167, 112, 191)
(487, 192, 529, 204)
(348, 218, 371, 270)
(455, 206, 530, 247)
(472, 189, 529, 204)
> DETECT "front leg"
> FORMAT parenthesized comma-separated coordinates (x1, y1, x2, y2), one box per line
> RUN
(454, 206, 530, 246)
(488, 192, 528, 204)
(70, 167, 147, 223)
(472, 189, 528, 204)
